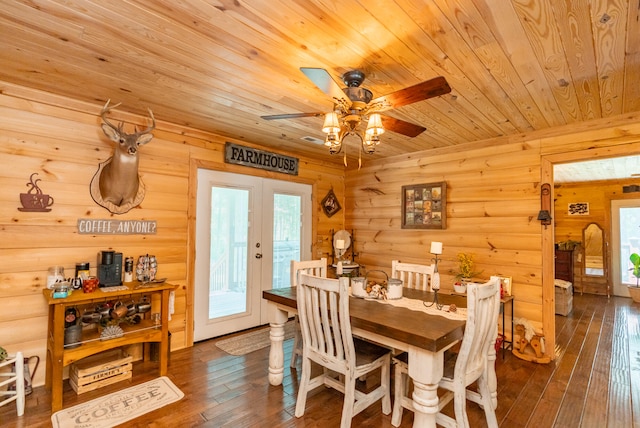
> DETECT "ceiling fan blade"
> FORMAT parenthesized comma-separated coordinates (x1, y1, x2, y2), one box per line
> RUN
(370, 76, 451, 112)
(261, 112, 325, 120)
(380, 115, 426, 137)
(300, 67, 351, 107)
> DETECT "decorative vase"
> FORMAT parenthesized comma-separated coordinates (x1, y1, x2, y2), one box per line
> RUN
(628, 286, 640, 303)
(453, 282, 467, 294)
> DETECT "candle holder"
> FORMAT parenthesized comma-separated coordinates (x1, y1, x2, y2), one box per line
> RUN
(424, 247, 443, 310)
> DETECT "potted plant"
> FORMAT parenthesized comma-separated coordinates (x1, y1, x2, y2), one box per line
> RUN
(452, 252, 482, 293)
(628, 253, 640, 303)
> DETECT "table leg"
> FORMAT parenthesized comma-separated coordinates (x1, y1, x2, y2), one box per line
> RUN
(267, 304, 289, 386)
(408, 346, 444, 428)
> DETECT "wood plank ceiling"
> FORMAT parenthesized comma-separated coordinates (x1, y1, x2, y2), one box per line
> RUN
(1, 0, 640, 176)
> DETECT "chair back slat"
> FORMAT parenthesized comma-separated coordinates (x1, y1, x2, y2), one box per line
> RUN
(391, 260, 435, 291)
(291, 258, 327, 287)
(297, 273, 354, 367)
(456, 278, 501, 382)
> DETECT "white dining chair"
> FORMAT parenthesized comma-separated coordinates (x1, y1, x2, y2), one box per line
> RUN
(391, 260, 435, 290)
(391, 278, 501, 428)
(295, 273, 392, 428)
(0, 352, 25, 416)
(289, 258, 327, 368)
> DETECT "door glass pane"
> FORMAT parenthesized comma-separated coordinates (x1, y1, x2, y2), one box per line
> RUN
(619, 206, 640, 285)
(272, 194, 301, 289)
(209, 186, 249, 319)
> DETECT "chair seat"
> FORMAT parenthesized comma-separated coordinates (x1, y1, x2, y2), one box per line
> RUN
(354, 338, 391, 366)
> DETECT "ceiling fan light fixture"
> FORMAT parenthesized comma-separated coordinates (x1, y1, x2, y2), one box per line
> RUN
(365, 113, 384, 136)
(327, 140, 342, 155)
(363, 134, 380, 154)
(322, 112, 341, 134)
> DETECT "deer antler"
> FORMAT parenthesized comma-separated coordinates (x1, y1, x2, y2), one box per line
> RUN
(100, 99, 155, 137)
(132, 108, 156, 137)
(100, 99, 124, 134)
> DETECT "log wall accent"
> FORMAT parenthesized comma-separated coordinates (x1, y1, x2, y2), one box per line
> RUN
(0, 85, 344, 388)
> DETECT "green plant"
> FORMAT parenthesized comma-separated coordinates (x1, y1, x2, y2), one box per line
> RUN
(630, 253, 640, 287)
(454, 252, 482, 279)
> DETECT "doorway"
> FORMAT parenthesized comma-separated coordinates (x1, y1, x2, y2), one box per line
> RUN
(193, 169, 312, 341)
(611, 198, 640, 297)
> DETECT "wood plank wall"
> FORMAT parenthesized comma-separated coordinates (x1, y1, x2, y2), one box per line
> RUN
(0, 83, 344, 388)
(3, 80, 640, 379)
(554, 178, 640, 295)
(346, 115, 640, 358)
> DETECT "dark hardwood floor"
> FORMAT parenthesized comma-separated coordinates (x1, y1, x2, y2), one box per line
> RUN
(2, 293, 638, 427)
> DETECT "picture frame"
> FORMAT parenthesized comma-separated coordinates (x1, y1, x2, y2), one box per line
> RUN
(401, 181, 446, 229)
(321, 188, 341, 218)
(568, 202, 589, 216)
(491, 275, 512, 297)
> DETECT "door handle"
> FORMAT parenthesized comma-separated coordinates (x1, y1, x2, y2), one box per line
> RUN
(255, 253, 263, 259)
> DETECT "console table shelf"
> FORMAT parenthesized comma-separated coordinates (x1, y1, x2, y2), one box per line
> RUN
(42, 281, 175, 412)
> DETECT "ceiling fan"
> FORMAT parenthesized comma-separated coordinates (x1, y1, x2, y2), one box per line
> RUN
(261, 67, 452, 156)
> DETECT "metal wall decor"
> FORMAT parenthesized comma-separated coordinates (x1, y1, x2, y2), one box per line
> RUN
(401, 182, 446, 229)
(224, 142, 299, 175)
(321, 188, 341, 218)
(18, 173, 54, 212)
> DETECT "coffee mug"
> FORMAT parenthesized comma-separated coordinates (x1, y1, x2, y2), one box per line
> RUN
(20, 193, 54, 210)
(110, 301, 128, 319)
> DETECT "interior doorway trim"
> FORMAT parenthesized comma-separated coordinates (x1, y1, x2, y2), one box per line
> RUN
(541, 142, 640, 359)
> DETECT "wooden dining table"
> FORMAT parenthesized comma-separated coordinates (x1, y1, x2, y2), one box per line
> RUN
(262, 287, 498, 428)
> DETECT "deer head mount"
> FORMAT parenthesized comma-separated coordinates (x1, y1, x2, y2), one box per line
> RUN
(90, 99, 155, 214)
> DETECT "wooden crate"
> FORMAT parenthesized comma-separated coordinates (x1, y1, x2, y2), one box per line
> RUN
(69, 349, 132, 394)
(555, 284, 573, 316)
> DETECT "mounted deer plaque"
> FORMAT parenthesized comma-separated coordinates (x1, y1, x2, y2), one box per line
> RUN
(90, 100, 155, 214)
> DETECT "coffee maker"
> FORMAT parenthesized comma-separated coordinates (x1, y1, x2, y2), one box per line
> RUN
(98, 250, 123, 287)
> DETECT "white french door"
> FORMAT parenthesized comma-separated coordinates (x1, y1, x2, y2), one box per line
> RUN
(611, 198, 640, 297)
(194, 169, 311, 341)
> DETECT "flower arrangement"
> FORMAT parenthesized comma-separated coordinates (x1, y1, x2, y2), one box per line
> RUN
(454, 252, 482, 280)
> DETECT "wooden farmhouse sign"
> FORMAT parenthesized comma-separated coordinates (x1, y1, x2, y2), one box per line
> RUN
(77, 219, 157, 235)
(225, 142, 299, 175)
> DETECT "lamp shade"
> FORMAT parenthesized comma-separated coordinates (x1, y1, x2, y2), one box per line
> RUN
(430, 241, 443, 255)
(365, 113, 384, 136)
(322, 112, 340, 134)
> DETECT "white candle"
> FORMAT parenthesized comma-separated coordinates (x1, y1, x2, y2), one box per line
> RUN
(430, 241, 443, 255)
(336, 239, 345, 250)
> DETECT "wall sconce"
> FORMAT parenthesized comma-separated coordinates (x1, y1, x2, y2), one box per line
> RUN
(538, 183, 552, 228)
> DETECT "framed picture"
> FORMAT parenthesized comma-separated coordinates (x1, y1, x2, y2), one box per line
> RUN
(321, 189, 341, 218)
(491, 275, 512, 296)
(568, 202, 589, 216)
(401, 182, 446, 229)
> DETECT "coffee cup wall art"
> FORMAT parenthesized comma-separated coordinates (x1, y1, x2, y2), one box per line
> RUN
(18, 173, 54, 212)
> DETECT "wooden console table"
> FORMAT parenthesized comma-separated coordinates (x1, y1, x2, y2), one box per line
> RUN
(42, 281, 175, 412)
